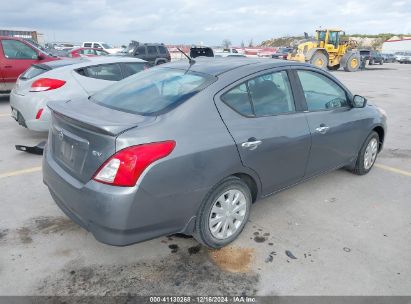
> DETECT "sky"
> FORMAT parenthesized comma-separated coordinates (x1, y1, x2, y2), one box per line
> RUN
(1, 0, 411, 46)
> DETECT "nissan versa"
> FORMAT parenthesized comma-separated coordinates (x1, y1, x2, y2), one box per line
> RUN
(43, 58, 387, 248)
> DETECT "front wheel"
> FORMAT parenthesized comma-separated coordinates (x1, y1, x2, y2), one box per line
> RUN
(195, 177, 252, 249)
(310, 52, 328, 69)
(351, 131, 379, 175)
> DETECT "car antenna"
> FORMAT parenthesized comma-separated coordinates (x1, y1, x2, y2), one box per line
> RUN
(177, 47, 195, 65)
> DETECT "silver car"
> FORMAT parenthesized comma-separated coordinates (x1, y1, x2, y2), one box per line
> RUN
(43, 58, 387, 248)
(10, 57, 148, 131)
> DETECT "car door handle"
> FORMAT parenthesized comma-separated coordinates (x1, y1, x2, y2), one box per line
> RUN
(315, 125, 330, 134)
(241, 140, 262, 150)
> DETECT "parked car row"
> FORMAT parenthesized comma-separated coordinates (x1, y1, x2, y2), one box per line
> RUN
(395, 52, 411, 63)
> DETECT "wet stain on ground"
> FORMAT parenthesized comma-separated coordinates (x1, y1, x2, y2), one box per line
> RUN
(33, 216, 80, 234)
(343, 247, 351, 252)
(168, 244, 179, 253)
(187, 245, 201, 255)
(253, 236, 266, 243)
(209, 246, 254, 273)
(37, 247, 259, 296)
(285, 250, 297, 260)
(9, 217, 82, 245)
(380, 149, 411, 159)
(17, 227, 33, 244)
(0, 229, 8, 242)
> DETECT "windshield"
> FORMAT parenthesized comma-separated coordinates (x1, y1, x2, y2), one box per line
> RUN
(91, 68, 216, 115)
(317, 31, 326, 41)
(101, 43, 112, 49)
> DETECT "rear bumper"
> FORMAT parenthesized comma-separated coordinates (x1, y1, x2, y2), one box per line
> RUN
(42, 147, 198, 246)
(10, 90, 51, 132)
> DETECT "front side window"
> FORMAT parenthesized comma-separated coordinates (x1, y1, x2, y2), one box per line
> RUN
(93, 43, 102, 49)
(248, 71, 295, 116)
(136, 46, 146, 55)
(1, 40, 37, 59)
(84, 63, 122, 81)
(92, 68, 215, 115)
(297, 70, 348, 111)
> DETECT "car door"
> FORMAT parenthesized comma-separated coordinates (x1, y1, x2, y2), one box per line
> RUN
(215, 69, 311, 196)
(0, 39, 41, 87)
(71, 63, 123, 95)
(147, 46, 157, 65)
(292, 68, 365, 177)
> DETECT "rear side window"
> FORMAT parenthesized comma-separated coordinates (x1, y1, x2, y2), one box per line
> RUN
(221, 83, 253, 116)
(147, 46, 157, 55)
(84, 63, 123, 81)
(92, 68, 215, 115)
(297, 70, 348, 111)
(20, 65, 48, 80)
(80, 49, 95, 55)
(1, 40, 37, 59)
(122, 62, 147, 77)
(158, 46, 167, 55)
(83, 43, 92, 47)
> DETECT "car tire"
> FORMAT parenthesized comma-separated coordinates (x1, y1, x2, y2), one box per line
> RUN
(194, 176, 252, 249)
(352, 131, 379, 175)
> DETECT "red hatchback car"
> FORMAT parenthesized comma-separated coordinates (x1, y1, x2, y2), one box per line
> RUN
(68, 47, 109, 58)
(0, 36, 59, 92)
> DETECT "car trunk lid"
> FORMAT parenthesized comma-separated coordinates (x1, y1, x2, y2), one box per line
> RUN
(48, 98, 156, 183)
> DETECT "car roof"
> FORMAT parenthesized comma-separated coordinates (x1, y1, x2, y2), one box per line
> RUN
(163, 57, 310, 76)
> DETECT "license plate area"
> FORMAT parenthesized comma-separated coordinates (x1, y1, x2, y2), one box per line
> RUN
(52, 126, 89, 173)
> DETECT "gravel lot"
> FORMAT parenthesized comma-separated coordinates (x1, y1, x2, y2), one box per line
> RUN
(0, 63, 410, 296)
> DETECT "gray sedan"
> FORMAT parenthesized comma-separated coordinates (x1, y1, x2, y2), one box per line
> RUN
(43, 58, 387, 248)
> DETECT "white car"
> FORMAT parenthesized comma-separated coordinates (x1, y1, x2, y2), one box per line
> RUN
(10, 57, 148, 132)
(395, 52, 411, 63)
(82, 42, 122, 54)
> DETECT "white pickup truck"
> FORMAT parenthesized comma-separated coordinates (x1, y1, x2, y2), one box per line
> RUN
(82, 42, 122, 54)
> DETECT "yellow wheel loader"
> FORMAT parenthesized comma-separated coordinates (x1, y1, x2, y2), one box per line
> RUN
(287, 29, 361, 72)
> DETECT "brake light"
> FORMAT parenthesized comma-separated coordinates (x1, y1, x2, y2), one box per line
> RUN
(30, 78, 66, 92)
(93, 141, 176, 187)
(35, 108, 44, 119)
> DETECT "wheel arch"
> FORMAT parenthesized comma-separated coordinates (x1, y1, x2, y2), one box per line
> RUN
(306, 48, 328, 62)
(232, 172, 259, 203)
(372, 125, 385, 152)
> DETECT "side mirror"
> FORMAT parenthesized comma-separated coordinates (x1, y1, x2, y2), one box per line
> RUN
(38, 53, 46, 60)
(352, 95, 367, 108)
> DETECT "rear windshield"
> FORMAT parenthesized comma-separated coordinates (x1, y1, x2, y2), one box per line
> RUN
(20, 65, 48, 80)
(91, 68, 215, 115)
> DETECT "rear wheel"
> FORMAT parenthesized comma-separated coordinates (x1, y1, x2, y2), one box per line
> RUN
(195, 176, 252, 249)
(310, 52, 328, 69)
(343, 53, 360, 72)
(351, 131, 379, 175)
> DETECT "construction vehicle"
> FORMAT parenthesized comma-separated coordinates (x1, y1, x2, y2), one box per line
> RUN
(287, 28, 361, 72)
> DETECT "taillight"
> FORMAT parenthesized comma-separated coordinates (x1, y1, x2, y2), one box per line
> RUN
(30, 78, 66, 92)
(93, 141, 176, 187)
